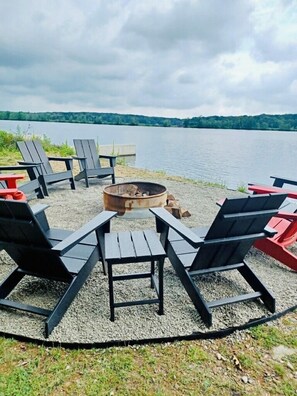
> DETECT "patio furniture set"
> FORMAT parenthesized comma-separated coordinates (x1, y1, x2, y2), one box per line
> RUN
(0, 139, 296, 338)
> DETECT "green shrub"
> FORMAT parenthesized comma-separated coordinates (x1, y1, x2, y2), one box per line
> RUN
(0, 130, 19, 151)
(0, 130, 74, 157)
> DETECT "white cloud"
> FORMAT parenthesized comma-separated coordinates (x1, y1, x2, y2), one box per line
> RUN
(0, 0, 296, 116)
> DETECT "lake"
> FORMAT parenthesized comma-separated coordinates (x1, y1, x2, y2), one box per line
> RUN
(0, 119, 296, 189)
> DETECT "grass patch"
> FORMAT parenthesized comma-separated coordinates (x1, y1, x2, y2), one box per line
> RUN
(250, 322, 297, 349)
(237, 183, 247, 193)
(0, 312, 296, 395)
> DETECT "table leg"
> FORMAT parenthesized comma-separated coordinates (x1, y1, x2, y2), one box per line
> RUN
(158, 258, 164, 315)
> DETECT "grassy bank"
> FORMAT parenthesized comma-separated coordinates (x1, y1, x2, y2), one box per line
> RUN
(0, 130, 296, 395)
(0, 313, 296, 395)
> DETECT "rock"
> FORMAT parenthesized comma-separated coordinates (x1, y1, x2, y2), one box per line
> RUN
(287, 362, 294, 371)
(181, 208, 191, 217)
(272, 345, 296, 360)
(241, 375, 249, 384)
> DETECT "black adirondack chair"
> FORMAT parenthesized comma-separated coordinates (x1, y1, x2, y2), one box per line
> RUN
(0, 199, 115, 337)
(17, 140, 75, 196)
(0, 165, 44, 199)
(73, 139, 116, 187)
(151, 193, 287, 326)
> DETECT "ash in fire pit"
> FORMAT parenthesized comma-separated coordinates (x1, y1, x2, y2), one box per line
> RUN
(103, 182, 167, 219)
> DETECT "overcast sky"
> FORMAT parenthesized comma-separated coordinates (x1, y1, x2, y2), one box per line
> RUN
(0, 0, 296, 118)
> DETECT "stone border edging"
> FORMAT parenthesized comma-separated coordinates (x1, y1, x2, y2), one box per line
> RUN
(1, 304, 296, 350)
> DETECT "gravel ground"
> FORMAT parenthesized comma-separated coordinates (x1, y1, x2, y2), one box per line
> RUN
(0, 177, 296, 344)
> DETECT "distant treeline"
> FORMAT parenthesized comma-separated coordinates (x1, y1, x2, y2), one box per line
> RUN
(0, 111, 297, 131)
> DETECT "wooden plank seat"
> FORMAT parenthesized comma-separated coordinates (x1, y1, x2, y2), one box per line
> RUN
(104, 229, 166, 321)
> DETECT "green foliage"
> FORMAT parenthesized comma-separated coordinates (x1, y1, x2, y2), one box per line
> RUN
(0, 111, 184, 128)
(116, 157, 127, 166)
(0, 130, 19, 151)
(184, 113, 297, 131)
(1, 111, 297, 131)
(0, 130, 74, 157)
(237, 184, 247, 193)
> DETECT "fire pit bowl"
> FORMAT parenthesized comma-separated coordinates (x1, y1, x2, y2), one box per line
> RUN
(103, 181, 167, 219)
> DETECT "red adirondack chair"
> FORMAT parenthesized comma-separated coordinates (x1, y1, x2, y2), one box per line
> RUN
(0, 174, 27, 201)
(248, 184, 297, 199)
(254, 211, 297, 271)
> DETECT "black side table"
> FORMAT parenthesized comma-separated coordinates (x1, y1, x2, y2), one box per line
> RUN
(104, 229, 166, 321)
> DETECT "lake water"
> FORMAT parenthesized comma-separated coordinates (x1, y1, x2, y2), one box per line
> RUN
(0, 119, 296, 189)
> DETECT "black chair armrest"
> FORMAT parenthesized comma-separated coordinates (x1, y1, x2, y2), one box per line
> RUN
(15, 162, 42, 181)
(72, 156, 86, 160)
(31, 204, 50, 230)
(48, 156, 73, 162)
(18, 161, 42, 166)
(31, 204, 50, 216)
(264, 225, 278, 238)
(72, 156, 87, 169)
(100, 154, 117, 159)
(0, 164, 39, 171)
(100, 155, 117, 167)
(270, 175, 297, 188)
(150, 207, 203, 248)
(48, 157, 73, 171)
(52, 211, 117, 255)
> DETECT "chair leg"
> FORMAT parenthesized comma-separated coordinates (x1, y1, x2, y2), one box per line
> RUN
(112, 173, 115, 184)
(84, 170, 89, 188)
(45, 253, 97, 337)
(0, 268, 25, 298)
(36, 186, 45, 199)
(168, 244, 212, 326)
(70, 177, 76, 190)
(150, 261, 155, 289)
(39, 176, 49, 196)
(239, 262, 275, 313)
(107, 262, 115, 322)
(101, 259, 108, 276)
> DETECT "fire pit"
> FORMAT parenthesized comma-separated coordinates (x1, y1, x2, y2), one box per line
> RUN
(103, 181, 167, 219)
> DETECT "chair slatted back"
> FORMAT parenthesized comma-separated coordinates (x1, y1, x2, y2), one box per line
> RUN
(74, 139, 101, 171)
(17, 141, 53, 175)
(0, 200, 71, 279)
(191, 193, 287, 271)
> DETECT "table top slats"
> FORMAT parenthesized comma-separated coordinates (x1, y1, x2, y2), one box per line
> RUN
(105, 230, 166, 263)
(105, 232, 121, 260)
(118, 231, 136, 259)
(130, 231, 151, 258)
(144, 229, 166, 257)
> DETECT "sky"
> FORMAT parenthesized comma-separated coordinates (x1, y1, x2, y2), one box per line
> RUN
(0, 0, 296, 118)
